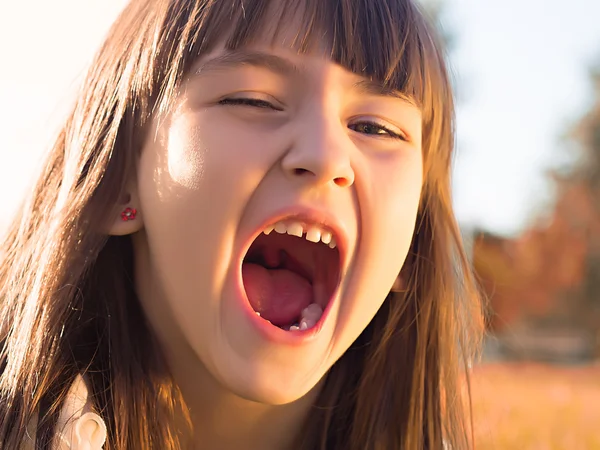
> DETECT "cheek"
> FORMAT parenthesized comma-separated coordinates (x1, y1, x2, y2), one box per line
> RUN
(135, 110, 283, 311)
(159, 111, 284, 198)
(144, 111, 277, 213)
(361, 153, 422, 290)
(362, 149, 423, 252)
(375, 153, 423, 262)
(381, 158, 423, 230)
(136, 114, 247, 295)
(166, 120, 206, 191)
(156, 112, 254, 198)
(135, 112, 278, 367)
(333, 151, 422, 353)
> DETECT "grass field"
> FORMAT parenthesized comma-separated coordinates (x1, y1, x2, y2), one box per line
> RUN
(470, 363, 600, 449)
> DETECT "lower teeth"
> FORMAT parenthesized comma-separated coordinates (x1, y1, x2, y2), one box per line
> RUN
(255, 303, 324, 331)
(286, 303, 323, 332)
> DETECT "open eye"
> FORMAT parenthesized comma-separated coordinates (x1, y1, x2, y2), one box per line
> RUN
(348, 121, 407, 141)
(218, 97, 284, 111)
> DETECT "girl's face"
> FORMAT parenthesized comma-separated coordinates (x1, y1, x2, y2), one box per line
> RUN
(133, 27, 423, 404)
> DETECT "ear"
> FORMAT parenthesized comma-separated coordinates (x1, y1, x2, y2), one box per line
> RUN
(391, 252, 415, 293)
(390, 273, 407, 293)
(108, 190, 144, 236)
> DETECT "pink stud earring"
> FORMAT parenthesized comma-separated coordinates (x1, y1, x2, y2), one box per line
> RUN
(121, 207, 137, 221)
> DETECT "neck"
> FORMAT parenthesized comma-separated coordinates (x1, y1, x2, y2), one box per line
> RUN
(168, 346, 319, 450)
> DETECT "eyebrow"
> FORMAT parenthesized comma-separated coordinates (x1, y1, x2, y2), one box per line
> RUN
(193, 49, 416, 103)
(352, 79, 417, 104)
(194, 50, 300, 77)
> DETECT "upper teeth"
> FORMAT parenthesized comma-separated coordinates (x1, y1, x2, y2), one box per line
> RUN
(264, 221, 337, 249)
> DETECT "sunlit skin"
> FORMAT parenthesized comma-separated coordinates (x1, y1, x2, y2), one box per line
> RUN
(125, 30, 423, 450)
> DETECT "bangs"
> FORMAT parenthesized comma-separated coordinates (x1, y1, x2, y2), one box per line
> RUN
(173, 0, 444, 121)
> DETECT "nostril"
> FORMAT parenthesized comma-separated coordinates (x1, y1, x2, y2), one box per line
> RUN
(289, 167, 353, 187)
(333, 177, 351, 188)
(294, 168, 310, 176)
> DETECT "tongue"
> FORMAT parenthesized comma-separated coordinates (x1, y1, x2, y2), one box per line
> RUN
(242, 263, 313, 326)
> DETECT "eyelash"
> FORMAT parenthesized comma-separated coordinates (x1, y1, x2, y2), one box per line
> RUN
(218, 97, 284, 111)
(219, 97, 407, 141)
(348, 122, 407, 141)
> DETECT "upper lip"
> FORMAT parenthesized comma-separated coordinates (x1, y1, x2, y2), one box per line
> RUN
(240, 205, 350, 268)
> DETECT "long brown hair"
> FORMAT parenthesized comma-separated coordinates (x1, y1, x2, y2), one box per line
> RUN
(0, 0, 483, 448)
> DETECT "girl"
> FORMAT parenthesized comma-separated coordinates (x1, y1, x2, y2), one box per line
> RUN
(0, 0, 483, 448)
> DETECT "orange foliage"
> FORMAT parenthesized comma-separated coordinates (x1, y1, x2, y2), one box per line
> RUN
(473, 70, 600, 333)
(473, 180, 600, 332)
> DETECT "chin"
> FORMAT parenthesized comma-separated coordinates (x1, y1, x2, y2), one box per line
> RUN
(216, 356, 326, 405)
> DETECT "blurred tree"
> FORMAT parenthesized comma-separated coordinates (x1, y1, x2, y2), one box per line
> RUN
(471, 231, 521, 332)
(560, 67, 600, 340)
(473, 64, 600, 346)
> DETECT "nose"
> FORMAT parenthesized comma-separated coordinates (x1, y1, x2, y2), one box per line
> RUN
(281, 113, 355, 188)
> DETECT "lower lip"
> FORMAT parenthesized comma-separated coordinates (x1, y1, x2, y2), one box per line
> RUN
(234, 266, 335, 346)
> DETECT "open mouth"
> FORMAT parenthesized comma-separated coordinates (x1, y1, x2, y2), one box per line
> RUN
(241, 220, 341, 332)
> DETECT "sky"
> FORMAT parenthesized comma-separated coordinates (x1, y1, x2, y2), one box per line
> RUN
(1, 0, 599, 237)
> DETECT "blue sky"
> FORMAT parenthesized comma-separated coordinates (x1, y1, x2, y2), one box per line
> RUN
(447, 0, 600, 235)
(1, 0, 599, 236)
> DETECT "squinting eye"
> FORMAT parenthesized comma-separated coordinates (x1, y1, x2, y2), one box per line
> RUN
(218, 97, 283, 111)
(349, 121, 407, 141)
